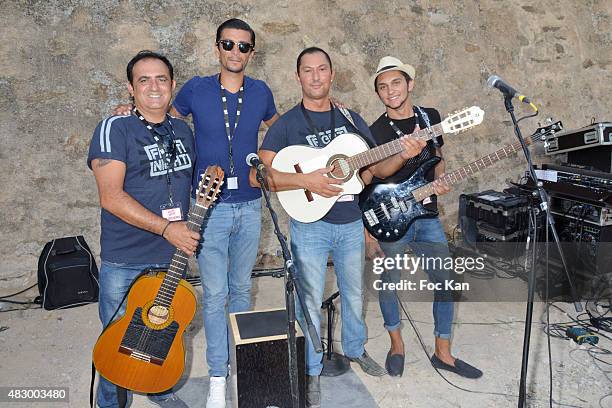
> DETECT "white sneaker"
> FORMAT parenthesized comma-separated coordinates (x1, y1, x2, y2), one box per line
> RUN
(206, 376, 226, 408)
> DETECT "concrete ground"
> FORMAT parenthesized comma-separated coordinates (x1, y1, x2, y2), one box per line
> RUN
(1, 268, 611, 408)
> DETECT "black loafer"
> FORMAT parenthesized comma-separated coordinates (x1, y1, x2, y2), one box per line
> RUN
(431, 354, 483, 379)
(385, 351, 405, 377)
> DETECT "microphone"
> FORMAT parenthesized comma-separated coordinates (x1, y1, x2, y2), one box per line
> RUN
(486, 75, 538, 111)
(246, 153, 269, 189)
(246, 153, 265, 171)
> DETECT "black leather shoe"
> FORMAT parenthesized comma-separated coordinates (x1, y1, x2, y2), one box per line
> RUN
(385, 351, 405, 377)
(431, 354, 483, 379)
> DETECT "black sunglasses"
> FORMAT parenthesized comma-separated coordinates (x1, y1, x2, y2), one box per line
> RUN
(217, 39, 253, 54)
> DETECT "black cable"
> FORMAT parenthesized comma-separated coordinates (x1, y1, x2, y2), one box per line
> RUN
(549, 302, 612, 342)
(0, 306, 42, 313)
(0, 283, 37, 299)
(516, 111, 539, 124)
(396, 298, 583, 407)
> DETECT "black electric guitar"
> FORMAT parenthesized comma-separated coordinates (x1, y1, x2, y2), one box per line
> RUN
(360, 121, 562, 242)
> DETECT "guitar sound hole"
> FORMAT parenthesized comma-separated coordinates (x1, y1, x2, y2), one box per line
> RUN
(148, 305, 169, 325)
(328, 157, 350, 180)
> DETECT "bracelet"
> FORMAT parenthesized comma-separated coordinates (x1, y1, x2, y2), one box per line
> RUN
(161, 221, 172, 238)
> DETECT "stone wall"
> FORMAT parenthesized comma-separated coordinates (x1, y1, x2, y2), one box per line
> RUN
(1, 0, 610, 291)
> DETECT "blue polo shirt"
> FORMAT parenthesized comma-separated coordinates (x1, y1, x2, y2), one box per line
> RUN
(173, 75, 277, 203)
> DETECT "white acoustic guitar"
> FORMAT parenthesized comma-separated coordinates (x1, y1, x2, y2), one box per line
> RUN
(272, 106, 485, 223)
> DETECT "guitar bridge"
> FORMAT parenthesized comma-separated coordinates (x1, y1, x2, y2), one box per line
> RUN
(118, 346, 164, 366)
(118, 307, 179, 365)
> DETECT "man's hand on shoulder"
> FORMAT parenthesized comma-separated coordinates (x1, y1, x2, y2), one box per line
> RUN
(162, 221, 200, 257)
(303, 167, 343, 198)
(112, 103, 133, 116)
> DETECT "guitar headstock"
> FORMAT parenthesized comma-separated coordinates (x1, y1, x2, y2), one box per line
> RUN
(196, 165, 225, 208)
(532, 119, 563, 142)
(440, 106, 485, 134)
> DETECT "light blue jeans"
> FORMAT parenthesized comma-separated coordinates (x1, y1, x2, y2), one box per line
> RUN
(97, 261, 174, 408)
(290, 219, 367, 376)
(378, 217, 454, 339)
(196, 198, 261, 377)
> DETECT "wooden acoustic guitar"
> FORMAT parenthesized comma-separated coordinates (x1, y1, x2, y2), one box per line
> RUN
(92, 165, 224, 393)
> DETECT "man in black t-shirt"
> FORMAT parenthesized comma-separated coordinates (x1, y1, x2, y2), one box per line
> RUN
(365, 56, 482, 379)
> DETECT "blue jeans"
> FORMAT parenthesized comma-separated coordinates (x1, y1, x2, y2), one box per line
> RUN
(196, 198, 261, 377)
(378, 217, 454, 339)
(290, 219, 367, 376)
(97, 261, 174, 408)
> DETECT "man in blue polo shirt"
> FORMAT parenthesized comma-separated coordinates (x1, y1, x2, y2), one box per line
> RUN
(171, 19, 277, 408)
(112, 20, 277, 407)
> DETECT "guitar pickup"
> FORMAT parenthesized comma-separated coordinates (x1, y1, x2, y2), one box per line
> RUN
(380, 203, 391, 220)
(390, 196, 400, 209)
(398, 200, 408, 213)
(364, 209, 379, 226)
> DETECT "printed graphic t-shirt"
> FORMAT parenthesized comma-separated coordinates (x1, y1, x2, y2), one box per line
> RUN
(261, 104, 374, 224)
(87, 114, 195, 263)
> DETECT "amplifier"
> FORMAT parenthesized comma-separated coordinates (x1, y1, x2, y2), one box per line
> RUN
(550, 196, 612, 226)
(536, 214, 612, 301)
(229, 308, 306, 408)
(459, 190, 530, 259)
(461, 190, 529, 235)
(544, 122, 612, 155)
(532, 164, 612, 206)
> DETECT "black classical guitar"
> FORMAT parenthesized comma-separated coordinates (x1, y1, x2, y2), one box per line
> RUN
(359, 122, 562, 242)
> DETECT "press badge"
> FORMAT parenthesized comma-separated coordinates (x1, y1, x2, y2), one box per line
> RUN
(337, 194, 354, 202)
(227, 176, 238, 190)
(160, 202, 183, 221)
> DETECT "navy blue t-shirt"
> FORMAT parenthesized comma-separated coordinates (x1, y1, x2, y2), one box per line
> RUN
(261, 104, 374, 224)
(87, 114, 195, 263)
(173, 75, 277, 203)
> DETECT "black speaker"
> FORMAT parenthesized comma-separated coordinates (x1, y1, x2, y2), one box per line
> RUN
(536, 214, 612, 301)
(229, 309, 306, 408)
(567, 145, 612, 173)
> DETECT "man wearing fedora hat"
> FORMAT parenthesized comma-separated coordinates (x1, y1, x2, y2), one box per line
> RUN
(364, 56, 483, 379)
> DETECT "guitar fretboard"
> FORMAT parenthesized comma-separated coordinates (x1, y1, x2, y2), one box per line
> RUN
(412, 135, 534, 202)
(154, 203, 209, 308)
(347, 123, 445, 170)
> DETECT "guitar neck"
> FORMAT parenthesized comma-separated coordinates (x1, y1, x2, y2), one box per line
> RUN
(154, 203, 208, 308)
(347, 123, 445, 170)
(412, 135, 534, 202)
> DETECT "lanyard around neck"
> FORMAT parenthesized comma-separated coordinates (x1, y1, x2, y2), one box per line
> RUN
(300, 101, 335, 141)
(133, 107, 177, 204)
(219, 75, 244, 176)
(386, 108, 421, 138)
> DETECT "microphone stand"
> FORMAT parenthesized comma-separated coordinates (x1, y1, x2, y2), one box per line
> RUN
(500, 95, 582, 408)
(254, 164, 322, 408)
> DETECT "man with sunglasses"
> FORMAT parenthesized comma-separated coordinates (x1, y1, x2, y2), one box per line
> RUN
(113, 19, 276, 408)
(171, 18, 278, 408)
(255, 47, 426, 408)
